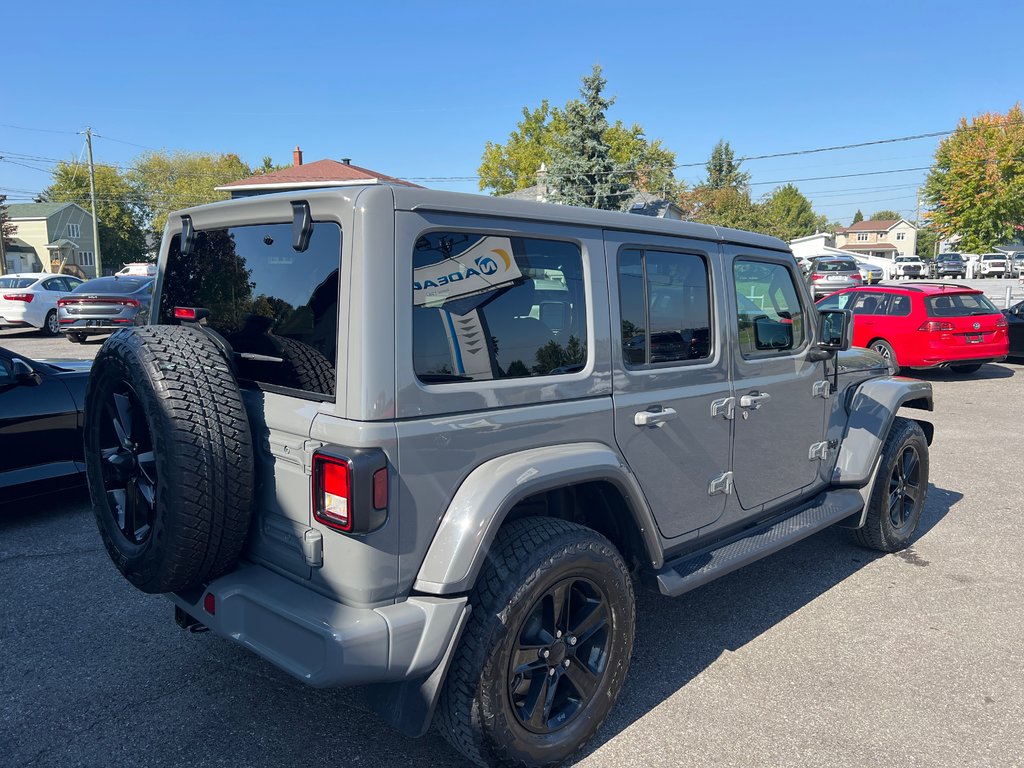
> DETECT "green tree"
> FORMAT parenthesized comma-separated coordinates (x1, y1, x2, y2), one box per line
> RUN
(924, 104, 1024, 252)
(478, 71, 679, 199)
(688, 186, 763, 231)
(477, 101, 561, 194)
(43, 160, 148, 271)
(1, 194, 16, 249)
(852, 209, 864, 224)
(255, 155, 287, 175)
(130, 151, 252, 238)
(916, 225, 939, 258)
(762, 184, 819, 241)
(547, 65, 631, 210)
(869, 209, 902, 221)
(703, 139, 750, 191)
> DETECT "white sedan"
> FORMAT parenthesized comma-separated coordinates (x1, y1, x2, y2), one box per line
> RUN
(0, 273, 85, 335)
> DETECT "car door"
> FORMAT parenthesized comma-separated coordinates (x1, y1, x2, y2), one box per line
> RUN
(727, 249, 829, 511)
(0, 352, 80, 489)
(607, 233, 732, 540)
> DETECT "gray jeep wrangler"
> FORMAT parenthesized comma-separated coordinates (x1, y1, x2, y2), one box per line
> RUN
(84, 186, 933, 768)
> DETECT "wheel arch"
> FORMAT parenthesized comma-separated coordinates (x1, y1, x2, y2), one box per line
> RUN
(833, 377, 934, 494)
(412, 442, 662, 595)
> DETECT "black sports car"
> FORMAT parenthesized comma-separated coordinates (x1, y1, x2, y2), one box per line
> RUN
(0, 346, 90, 502)
(1004, 300, 1024, 358)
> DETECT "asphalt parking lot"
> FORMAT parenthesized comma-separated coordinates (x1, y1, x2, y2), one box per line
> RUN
(2, 325, 1023, 767)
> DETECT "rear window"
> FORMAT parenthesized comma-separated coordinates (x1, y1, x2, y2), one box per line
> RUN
(159, 222, 341, 400)
(815, 260, 857, 273)
(0, 278, 37, 289)
(412, 232, 587, 383)
(73, 277, 152, 294)
(926, 292, 998, 317)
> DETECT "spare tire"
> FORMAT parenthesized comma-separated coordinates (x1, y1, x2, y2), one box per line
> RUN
(84, 325, 255, 594)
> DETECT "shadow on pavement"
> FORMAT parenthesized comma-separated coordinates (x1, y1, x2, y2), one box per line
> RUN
(575, 482, 963, 761)
(910, 362, 1017, 381)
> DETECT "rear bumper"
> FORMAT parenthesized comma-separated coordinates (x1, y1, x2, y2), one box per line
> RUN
(169, 562, 468, 688)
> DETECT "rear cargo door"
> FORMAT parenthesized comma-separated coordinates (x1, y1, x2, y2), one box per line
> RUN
(158, 218, 343, 580)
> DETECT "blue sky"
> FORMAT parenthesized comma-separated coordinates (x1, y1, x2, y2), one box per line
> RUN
(3, 0, 1022, 225)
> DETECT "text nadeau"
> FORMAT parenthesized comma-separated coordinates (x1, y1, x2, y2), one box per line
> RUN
(414, 268, 485, 291)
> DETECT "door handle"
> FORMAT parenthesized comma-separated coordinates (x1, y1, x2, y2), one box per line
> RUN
(634, 407, 677, 427)
(739, 392, 771, 409)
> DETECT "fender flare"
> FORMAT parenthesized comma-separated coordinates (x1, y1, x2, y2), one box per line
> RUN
(833, 377, 933, 492)
(412, 442, 662, 595)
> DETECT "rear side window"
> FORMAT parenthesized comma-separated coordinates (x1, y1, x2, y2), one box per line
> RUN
(618, 248, 711, 366)
(160, 222, 341, 400)
(926, 292, 998, 317)
(412, 232, 587, 383)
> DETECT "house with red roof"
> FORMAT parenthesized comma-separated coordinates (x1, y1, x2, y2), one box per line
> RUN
(834, 218, 917, 262)
(215, 147, 422, 198)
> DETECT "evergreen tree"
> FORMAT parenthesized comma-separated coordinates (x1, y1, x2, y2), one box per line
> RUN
(852, 209, 864, 224)
(547, 65, 631, 211)
(704, 140, 750, 191)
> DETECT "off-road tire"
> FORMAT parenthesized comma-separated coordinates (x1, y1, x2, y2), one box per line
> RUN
(85, 325, 255, 594)
(438, 517, 635, 768)
(950, 363, 982, 374)
(853, 417, 929, 552)
(274, 336, 336, 396)
(870, 339, 900, 375)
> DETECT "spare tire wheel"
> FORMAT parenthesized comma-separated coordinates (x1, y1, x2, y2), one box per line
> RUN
(85, 325, 255, 594)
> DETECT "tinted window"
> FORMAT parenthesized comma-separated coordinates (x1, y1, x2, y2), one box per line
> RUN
(412, 232, 586, 383)
(618, 248, 711, 366)
(851, 292, 887, 315)
(74, 277, 152, 294)
(814, 260, 857, 273)
(734, 260, 806, 356)
(816, 292, 852, 311)
(887, 294, 911, 316)
(926, 292, 999, 317)
(160, 222, 341, 400)
(0, 278, 37, 289)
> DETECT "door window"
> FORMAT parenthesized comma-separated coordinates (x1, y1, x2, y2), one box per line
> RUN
(850, 292, 888, 315)
(618, 248, 711, 367)
(733, 260, 806, 357)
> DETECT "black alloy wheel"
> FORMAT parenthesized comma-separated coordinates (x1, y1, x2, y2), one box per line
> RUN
(886, 442, 922, 534)
(508, 576, 611, 734)
(99, 382, 157, 545)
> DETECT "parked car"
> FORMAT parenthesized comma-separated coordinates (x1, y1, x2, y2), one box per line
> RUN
(116, 262, 157, 277)
(930, 253, 967, 279)
(0, 273, 84, 336)
(892, 255, 926, 279)
(1004, 252, 1024, 279)
(81, 187, 935, 767)
(978, 253, 1008, 278)
(855, 260, 884, 284)
(1003, 300, 1024, 357)
(57, 276, 155, 343)
(804, 256, 863, 297)
(0, 346, 89, 502)
(817, 283, 1009, 374)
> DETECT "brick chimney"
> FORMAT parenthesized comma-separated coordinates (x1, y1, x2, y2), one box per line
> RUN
(293, 146, 303, 166)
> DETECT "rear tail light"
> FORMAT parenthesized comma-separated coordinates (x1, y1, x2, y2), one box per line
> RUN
(996, 316, 1007, 328)
(312, 450, 389, 534)
(919, 321, 955, 332)
(3, 293, 33, 302)
(58, 297, 140, 307)
(852, 274, 862, 282)
(811, 273, 823, 280)
(174, 306, 198, 320)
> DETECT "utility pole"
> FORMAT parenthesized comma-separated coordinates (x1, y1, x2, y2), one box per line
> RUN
(0, 158, 7, 275)
(85, 127, 103, 276)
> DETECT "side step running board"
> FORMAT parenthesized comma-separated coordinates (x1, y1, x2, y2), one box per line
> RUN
(652, 489, 863, 597)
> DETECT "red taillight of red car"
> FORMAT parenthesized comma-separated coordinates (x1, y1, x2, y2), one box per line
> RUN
(919, 321, 955, 332)
(995, 316, 1007, 329)
(3, 293, 33, 302)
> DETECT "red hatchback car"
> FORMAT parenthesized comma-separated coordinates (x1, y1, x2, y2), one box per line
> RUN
(817, 283, 1009, 374)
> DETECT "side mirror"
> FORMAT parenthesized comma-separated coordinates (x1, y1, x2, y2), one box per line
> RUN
(11, 358, 41, 386)
(817, 309, 853, 351)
